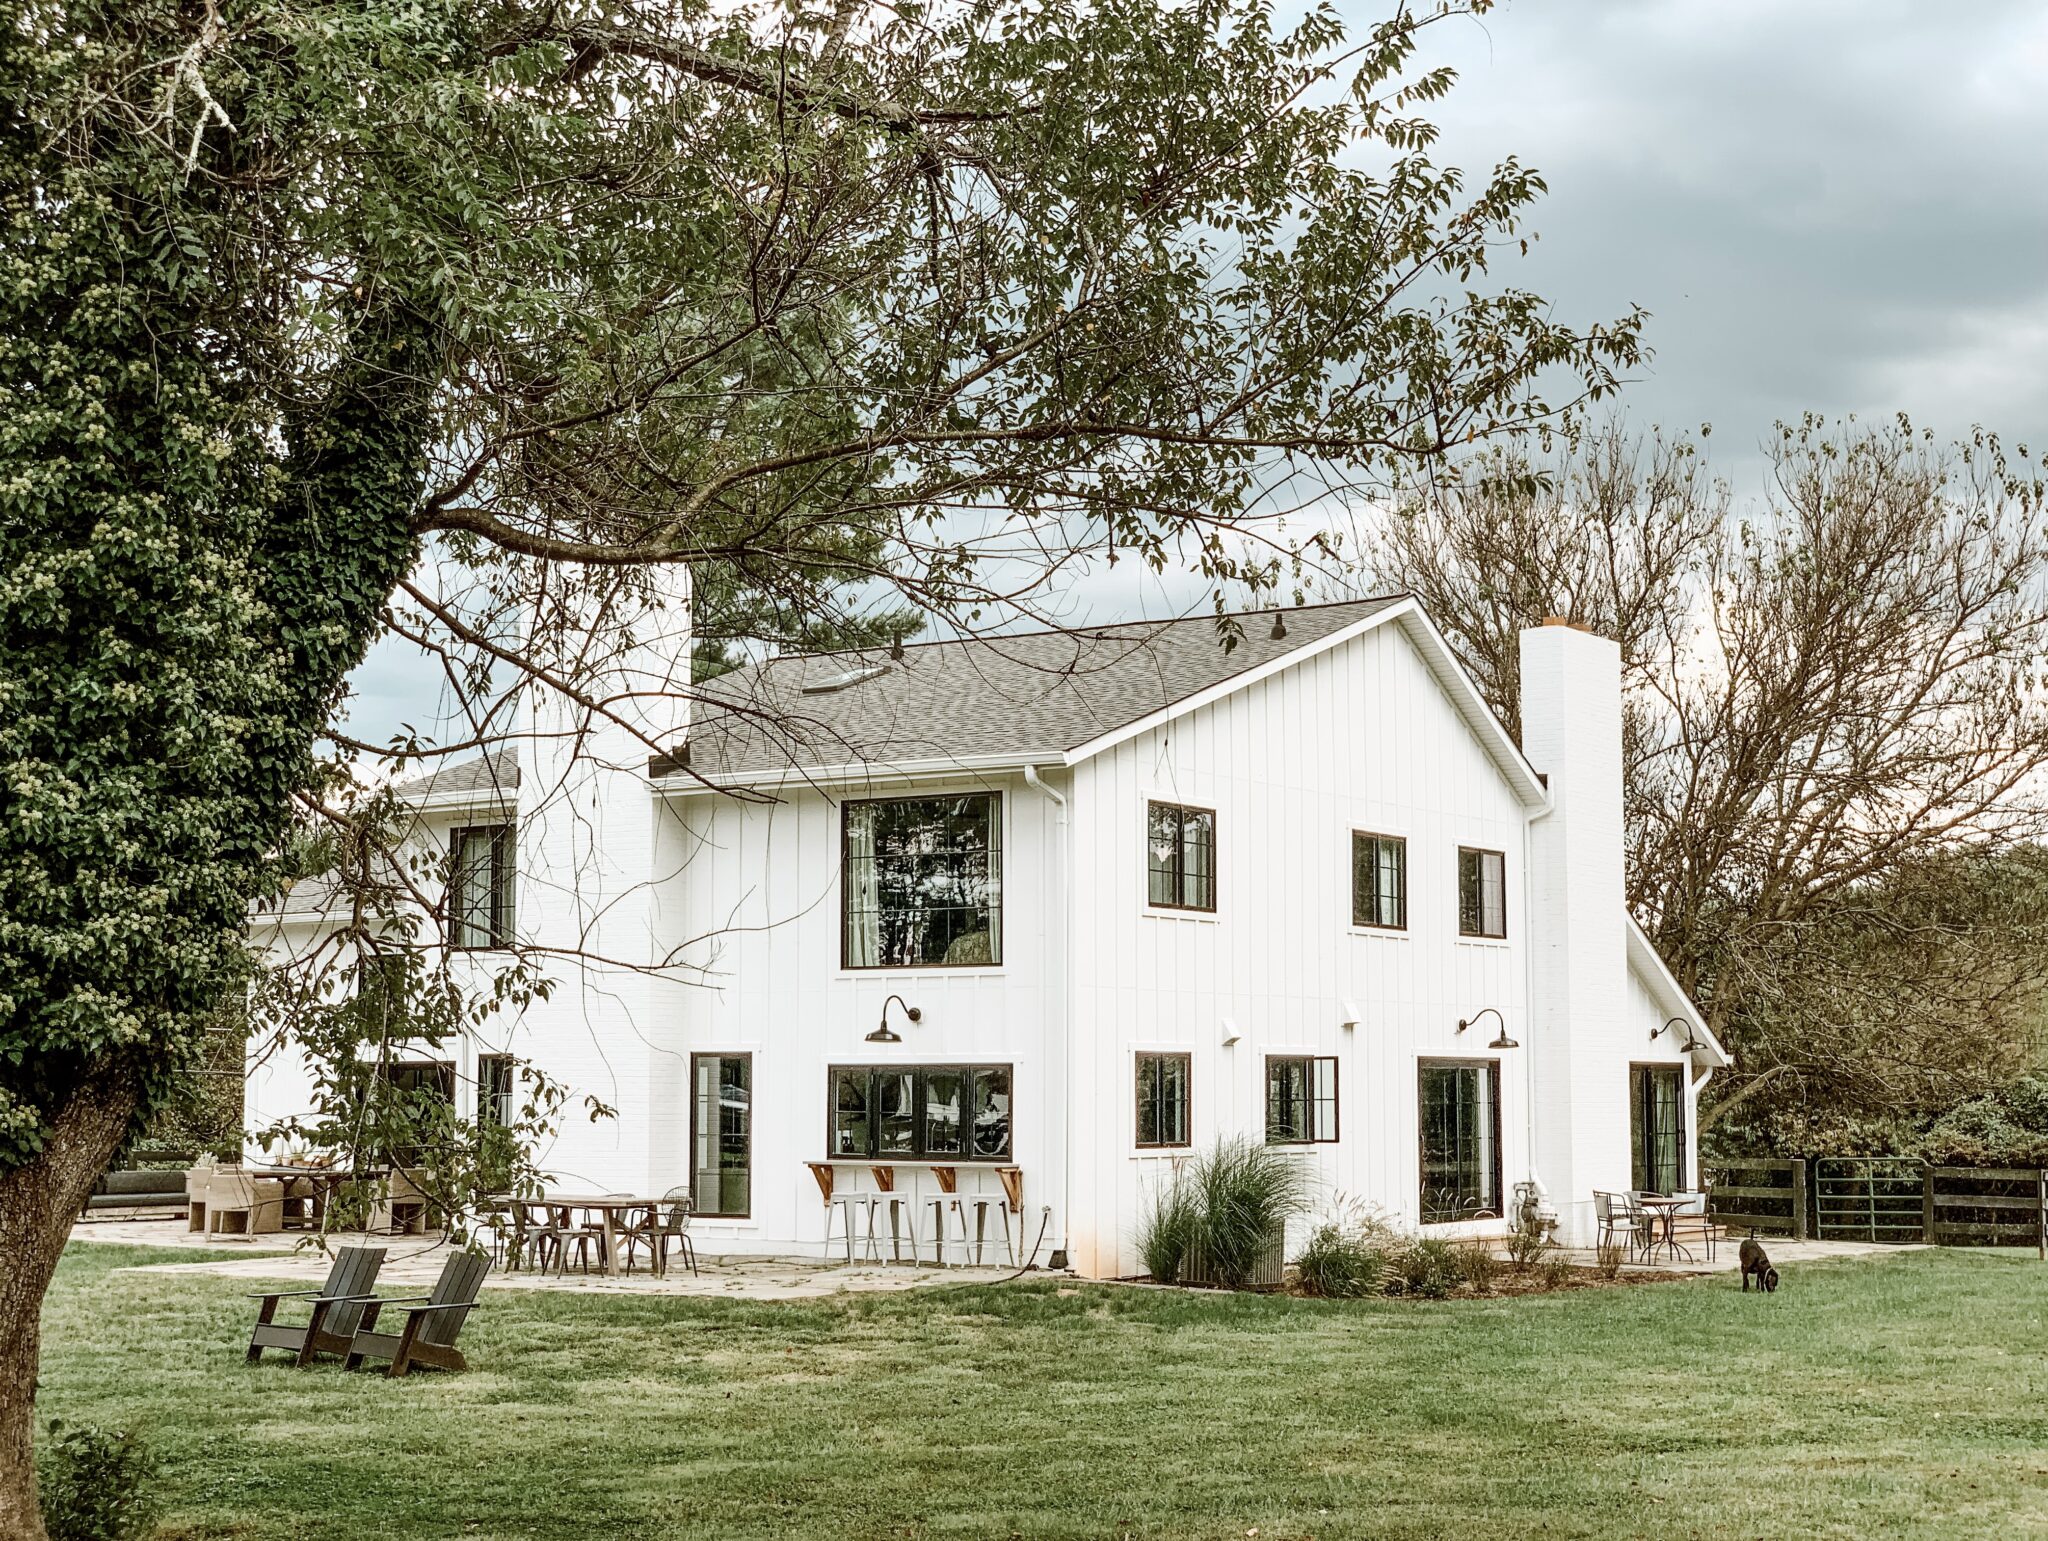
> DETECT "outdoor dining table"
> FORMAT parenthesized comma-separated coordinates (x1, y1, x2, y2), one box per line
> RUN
(1636, 1194, 1694, 1263)
(245, 1166, 388, 1230)
(537, 1195, 661, 1278)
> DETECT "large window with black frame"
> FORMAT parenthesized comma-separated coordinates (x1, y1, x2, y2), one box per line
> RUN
(1135, 1052, 1191, 1148)
(449, 824, 516, 950)
(1630, 1063, 1686, 1195)
(1265, 1055, 1339, 1144)
(1147, 800, 1216, 911)
(1457, 846, 1506, 938)
(1419, 1059, 1501, 1222)
(829, 1064, 1013, 1161)
(692, 1053, 753, 1217)
(1352, 831, 1407, 929)
(842, 793, 1002, 968)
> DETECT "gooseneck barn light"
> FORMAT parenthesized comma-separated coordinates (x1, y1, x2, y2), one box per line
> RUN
(1456, 1007, 1519, 1051)
(867, 994, 921, 1044)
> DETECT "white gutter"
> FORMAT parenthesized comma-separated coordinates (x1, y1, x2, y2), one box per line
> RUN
(653, 752, 1061, 797)
(1520, 798, 1549, 1209)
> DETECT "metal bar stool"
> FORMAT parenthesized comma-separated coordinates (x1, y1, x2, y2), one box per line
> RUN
(824, 1191, 876, 1264)
(866, 1192, 923, 1265)
(942, 1194, 1014, 1267)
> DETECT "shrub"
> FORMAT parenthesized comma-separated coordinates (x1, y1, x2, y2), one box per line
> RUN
(1136, 1174, 1199, 1283)
(1392, 1237, 1464, 1299)
(1185, 1136, 1307, 1288)
(1461, 1243, 1499, 1294)
(1505, 1220, 1549, 1272)
(1595, 1239, 1626, 1279)
(37, 1421, 159, 1541)
(1294, 1221, 1391, 1298)
(1540, 1251, 1575, 1289)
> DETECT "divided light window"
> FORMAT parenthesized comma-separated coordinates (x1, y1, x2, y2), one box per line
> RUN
(843, 794, 1002, 968)
(1265, 1055, 1338, 1144)
(1457, 846, 1507, 938)
(829, 1064, 1012, 1161)
(1630, 1064, 1686, 1195)
(1419, 1060, 1501, 1223)
(1352, 832, 1407, 929)
(1147, 801, 1216, 911)
(450, 825, 516, 950)
(476, 1054, 516, 1128)
(1135, 1053, 1191, 1149)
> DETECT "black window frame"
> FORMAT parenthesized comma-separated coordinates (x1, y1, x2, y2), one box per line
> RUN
(1264, 1054, 1339, 1145)
(826, 1063, 1014, 1163)
(690, 1052, 754, 1219)
(1351, 831, 1408, 930)
(476, 1053, 516, 1128)
(1418, 1058, 1503, 1224)
(1147, 800, 1218, 913)
(840, 792, 1004, 970)
(1135, 1052, 1192, 1150)
(1457, 846, 1507, 939)
(1630, 1062, 1687, 1195)
(449, 823, 516, 951)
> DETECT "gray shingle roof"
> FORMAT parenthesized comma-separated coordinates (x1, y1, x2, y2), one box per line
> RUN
(386, 749, 520, 802)
(685, 596, 1405, 780)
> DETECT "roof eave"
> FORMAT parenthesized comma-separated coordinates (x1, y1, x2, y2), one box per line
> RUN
(1627, 915, 1729, 1068)
(653, 752, 1061, 797)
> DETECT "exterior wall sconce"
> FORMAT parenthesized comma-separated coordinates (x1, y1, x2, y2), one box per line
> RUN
(1220, 1016, 1242, 1047)
(1653, 1015, 1707, 1052)
(1457, 1007, 1519, 1050)
(868, 994, 921, 1044)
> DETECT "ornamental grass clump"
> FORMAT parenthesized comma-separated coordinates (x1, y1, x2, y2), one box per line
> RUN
(1136, 1137, 1307, 1288)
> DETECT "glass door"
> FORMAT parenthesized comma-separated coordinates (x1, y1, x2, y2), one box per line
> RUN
(691, 1054, 752, 1217)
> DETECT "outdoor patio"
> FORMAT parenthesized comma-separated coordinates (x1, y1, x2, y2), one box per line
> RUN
(69, 1216, 1025, 1300)
(71, 1213, 1914, 1297)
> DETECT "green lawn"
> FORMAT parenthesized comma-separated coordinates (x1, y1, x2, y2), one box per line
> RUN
(35, 1243, 2048, 1539)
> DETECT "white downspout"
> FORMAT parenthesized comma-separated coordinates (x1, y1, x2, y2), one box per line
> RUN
(1522, 795, 1552, 1226)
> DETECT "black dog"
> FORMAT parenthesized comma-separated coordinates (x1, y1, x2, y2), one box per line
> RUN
(1739, 1231, 1780, 1293)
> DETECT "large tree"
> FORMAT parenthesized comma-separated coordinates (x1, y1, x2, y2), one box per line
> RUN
(1369, 419, 2048, 1146)
(0, 0, 1640, 1527)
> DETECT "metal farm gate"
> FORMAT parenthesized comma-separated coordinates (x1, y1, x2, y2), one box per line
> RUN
(1813, 1158, 1926, 1243)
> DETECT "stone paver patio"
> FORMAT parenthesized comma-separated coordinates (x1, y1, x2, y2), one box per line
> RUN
(72, 1214, 1913, 1298)
(70, 1216, 1025, 1299)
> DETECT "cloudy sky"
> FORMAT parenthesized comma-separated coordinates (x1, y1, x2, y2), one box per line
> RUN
(343, 0, 2048, 745)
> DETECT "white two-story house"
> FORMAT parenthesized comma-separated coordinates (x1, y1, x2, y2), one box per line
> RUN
(247, 594, 1725, 1276)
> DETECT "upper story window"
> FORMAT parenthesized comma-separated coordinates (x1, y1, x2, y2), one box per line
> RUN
(449, 824, 515, 950)
(1135, 1052, 1191, 1149)
(1265, 1055, 1339, 1144)
(1458, 846, 1506, 939)
(1147, 800, 1216, 912)
(1352, 832, 1407, 929)
(843, 793, 1002, 969)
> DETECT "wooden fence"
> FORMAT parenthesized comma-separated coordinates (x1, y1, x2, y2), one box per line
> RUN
(1703, 1157, 2048, 1253)
(1701, 1156, 1807, 1238)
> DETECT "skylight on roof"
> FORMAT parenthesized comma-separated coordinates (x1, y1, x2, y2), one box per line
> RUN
(801, 663, 891, 695)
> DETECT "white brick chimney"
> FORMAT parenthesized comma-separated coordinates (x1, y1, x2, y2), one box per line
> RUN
(511, 570, 693, 1191)
(1519, 619, 1631, 1245)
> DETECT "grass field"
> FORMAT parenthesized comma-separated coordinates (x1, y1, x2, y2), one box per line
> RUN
(34, 1242, 2048, 1539)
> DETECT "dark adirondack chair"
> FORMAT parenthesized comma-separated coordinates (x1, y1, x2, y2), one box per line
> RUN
(246, 1245, 388, 1367)
(345, 1251, 490, 1378)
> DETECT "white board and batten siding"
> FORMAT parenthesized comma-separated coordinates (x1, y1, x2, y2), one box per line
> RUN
(1064, 618, 1535, 1279)
(660, 771, 1065, 1259)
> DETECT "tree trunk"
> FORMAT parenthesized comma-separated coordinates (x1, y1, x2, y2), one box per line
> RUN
(0, 1076, 140, 1541)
